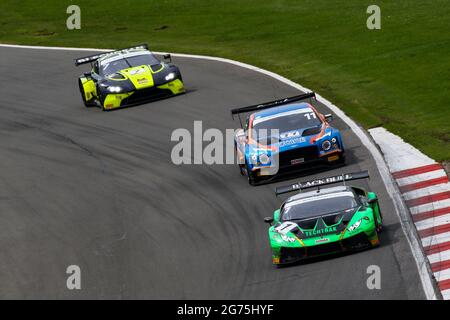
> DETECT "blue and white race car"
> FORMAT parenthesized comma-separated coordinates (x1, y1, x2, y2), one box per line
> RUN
(231, 93, 345, 185)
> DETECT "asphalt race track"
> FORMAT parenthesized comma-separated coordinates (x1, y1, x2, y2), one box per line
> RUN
(0, 46, 425, 299)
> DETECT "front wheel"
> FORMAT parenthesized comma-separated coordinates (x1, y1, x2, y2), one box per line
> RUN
(246, 163, 259, 186)
(98, 93, 108, 111)
(78, 79, 92, 107)
(235, 146, 246, 176)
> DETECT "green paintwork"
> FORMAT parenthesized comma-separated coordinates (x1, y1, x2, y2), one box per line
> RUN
(268, 188, 382, 265)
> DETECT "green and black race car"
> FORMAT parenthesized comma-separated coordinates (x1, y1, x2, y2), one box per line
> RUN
(264, 171, 383, 266)
(75, 44, 185, 111)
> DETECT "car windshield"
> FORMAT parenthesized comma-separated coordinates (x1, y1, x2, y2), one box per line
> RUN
(281, 193, 358, 221)
(253, 108, 322, 133)
(100, 53, 160, 76)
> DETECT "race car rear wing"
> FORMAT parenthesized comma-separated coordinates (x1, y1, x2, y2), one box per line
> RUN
(230, 92, 316, 127)
(231, 92, 316, 117)
(74, 44, 149, 66)
(275, 170, 370, 196)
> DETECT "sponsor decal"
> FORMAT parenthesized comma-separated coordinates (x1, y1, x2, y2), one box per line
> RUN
(280, 130, 300, 140)
(315, 238, 329, 244)
(347, 219, 362, 232)
(279, 137, 306, 148)
(291, 158, 304, 165)
(304, 226, 337, 237)
(137, 78, 149, 84)
(281, 235, 296, 243)
(274, 221, 298, 235)
(130, 68, 146, 75)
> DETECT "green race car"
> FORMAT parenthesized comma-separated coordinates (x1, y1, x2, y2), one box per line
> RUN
(75, 44, 185, 111)
(264, 171, 383, 266)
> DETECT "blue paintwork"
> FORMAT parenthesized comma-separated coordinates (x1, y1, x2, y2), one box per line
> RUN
(244, 103, 344, 171)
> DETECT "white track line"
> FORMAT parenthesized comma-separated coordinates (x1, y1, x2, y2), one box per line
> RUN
(0, 42, 439, 300)
(415, 213, 450, 231)
(422, 231, 450, 248)
(402, 183, 450, 200)
(396, 170, 447, 187)
(410, 199, 450, 215)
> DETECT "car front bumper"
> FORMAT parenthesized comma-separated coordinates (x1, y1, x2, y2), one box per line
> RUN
(271, 229, 379, 265)
(102, 79, 185, 110)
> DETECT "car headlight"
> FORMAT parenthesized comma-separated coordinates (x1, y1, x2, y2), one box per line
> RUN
(322, 140, 332, 151)
(259, 153, 270, 165)
(107, 86, 122, 93)
(165, 72, 175, 81)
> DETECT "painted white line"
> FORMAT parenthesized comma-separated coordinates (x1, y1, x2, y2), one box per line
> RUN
(422, 231, 450, 248)
(0, 42, 439, 300)
(402, 183, 450, 200)
(428, 249, 450, 264)
(396, 170, 448, 187)
(0, 43, 111, 52)
(410, 199, 450, 215)
(415, 213, 450, 231)
(442, 288, 450, 300)
(434, 268, 450, 282)
(368, 127, 436, 172)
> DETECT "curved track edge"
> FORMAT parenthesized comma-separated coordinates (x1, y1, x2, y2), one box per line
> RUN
(0, 42, 438, 299)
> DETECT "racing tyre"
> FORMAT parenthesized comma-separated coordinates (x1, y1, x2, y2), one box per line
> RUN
(246, 162, 259, 186)
(239, 164, 246, 176)
(375, 205, 383, 234)
(235, 147, 246, 176)
(99, 93, 107, 111)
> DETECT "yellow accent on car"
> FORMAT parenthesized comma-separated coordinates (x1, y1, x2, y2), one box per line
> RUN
(80, 77, 97, 101)
(157, 79, 185, 95)
(327, 155, 340, 162)
(103, 92, 134, 110)
(120, 65, 154, 89)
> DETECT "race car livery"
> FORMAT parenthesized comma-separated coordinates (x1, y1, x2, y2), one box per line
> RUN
(75, 44, 185, 110)
(231, 93, 345, 185)
(264, 171, 383, 266)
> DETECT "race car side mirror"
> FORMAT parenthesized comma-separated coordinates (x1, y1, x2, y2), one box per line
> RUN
(264, 217, 274, 224)
(368, 197, 378, 204)
(163, 54, 172, 63)
(324, 114, 333, 122)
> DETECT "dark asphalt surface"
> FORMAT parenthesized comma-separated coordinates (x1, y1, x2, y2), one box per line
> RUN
(0, 46, 425, 299)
